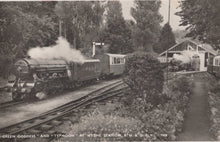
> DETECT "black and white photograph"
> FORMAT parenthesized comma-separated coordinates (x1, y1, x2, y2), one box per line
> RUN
(0, 0, 219, 141)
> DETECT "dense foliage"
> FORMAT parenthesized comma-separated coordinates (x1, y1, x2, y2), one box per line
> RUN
(122, 75, 192, 140)
(131, 0, 162, 52)
(0, 2, 58, 77)
(101, 1, 133, 54)
(122, 53, 192, 140)
(54, 1, 104, 49)
(154, 23, 176, 54)
(123, 52, 164, 109)
(64, 110, 143, 141)
(208, 79, 220, 140)
(177, 0, 220, 49)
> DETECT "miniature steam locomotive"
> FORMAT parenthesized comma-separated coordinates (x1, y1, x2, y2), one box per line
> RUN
(7, 53, 126, 101)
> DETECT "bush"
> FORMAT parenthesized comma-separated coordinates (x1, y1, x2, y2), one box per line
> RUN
(0, 55, 14, 78)
(61, 109, 146, 141)
(210, 81, 220, 95)
(208, 80, 220, 140)
(121, 75, 192, 140)
(123, 52, 164, 109)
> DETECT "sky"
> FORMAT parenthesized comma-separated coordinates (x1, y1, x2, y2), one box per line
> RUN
(120, 0, 185, 31)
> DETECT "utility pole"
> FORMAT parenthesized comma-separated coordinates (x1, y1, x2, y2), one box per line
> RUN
(166, 0, 171, 84)
(168, 0, 171, 24)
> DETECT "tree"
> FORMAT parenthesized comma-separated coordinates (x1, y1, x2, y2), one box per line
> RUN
(131, 0, 163, 52)
(154, 23, 176, 53)
(102, 1, 133, 54)
(176, 0, 220, 48)
(0, 2, 57, 53)
(173, 29, 189, 43)
(54, 1, 104, 49)
(0, 2, 58, 77)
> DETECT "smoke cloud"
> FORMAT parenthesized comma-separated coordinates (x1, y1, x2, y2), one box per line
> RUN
(28, 37, 85, 63)
(173, 50, 200, 63)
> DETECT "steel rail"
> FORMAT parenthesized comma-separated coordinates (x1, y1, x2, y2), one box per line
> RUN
(0, 80, 127, 136)
(40, 80, 123, 115)
(10, 86, 128, 135)
(0, 101, 23, 110)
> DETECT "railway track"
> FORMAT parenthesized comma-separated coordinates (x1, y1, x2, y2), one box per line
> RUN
(0, 80, 128, 141)
(0, 101, 23, 110)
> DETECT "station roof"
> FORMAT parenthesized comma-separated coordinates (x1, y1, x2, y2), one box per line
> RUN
(81, 59, 100, 62)
(105, 53, 126, 58)
(159, 39, 218, 56)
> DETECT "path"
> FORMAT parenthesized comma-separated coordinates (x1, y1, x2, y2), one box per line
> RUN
(177, 80, 211, 141)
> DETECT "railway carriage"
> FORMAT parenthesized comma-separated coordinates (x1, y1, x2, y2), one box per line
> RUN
(71, 59, 101, 82)
(208, 55, 220, 77)
(95, 53, 126, 77)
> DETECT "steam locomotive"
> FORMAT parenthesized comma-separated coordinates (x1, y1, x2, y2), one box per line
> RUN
(7, 53, 126, 101)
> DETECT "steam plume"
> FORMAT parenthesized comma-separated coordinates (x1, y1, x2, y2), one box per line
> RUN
(28, 37, 85, 63)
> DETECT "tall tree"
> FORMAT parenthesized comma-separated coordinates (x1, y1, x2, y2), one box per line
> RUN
(0, 2, 58, 77)
(154, 23, 176, 53)
(176, 0, 220, 48)
(102, 1, 133, 54)
(131, 0, 163, 52)
(54, 1, 104, 49)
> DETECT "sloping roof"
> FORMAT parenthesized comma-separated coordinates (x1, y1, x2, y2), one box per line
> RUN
(189, 39, 218, 55)
(105, 53, 126, 58)
(159, 39, 217, 56)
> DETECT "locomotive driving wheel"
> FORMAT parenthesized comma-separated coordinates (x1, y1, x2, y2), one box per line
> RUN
(12, 92, 27, 101)
(12, 92, 22, 101)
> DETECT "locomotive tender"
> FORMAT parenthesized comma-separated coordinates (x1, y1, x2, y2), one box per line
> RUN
(8, 53, 126, 101)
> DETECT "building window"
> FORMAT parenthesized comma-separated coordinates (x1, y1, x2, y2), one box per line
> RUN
(114, 57, 117, 64)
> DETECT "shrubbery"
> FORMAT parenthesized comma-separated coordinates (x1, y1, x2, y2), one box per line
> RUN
(61, 109, 145, 141)
(208, 80, 220, 140)
(134, 76, 192, 140)
(123, 52, 164, 110)
(121, 52, 192, 140)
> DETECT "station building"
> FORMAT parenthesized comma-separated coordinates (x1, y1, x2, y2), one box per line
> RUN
(158, 39, 217, 71)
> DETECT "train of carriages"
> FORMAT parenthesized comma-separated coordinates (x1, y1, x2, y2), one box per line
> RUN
(7, 53, 126, 101)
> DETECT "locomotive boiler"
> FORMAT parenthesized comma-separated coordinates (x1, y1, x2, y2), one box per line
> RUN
(9, 57, 101, 101)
